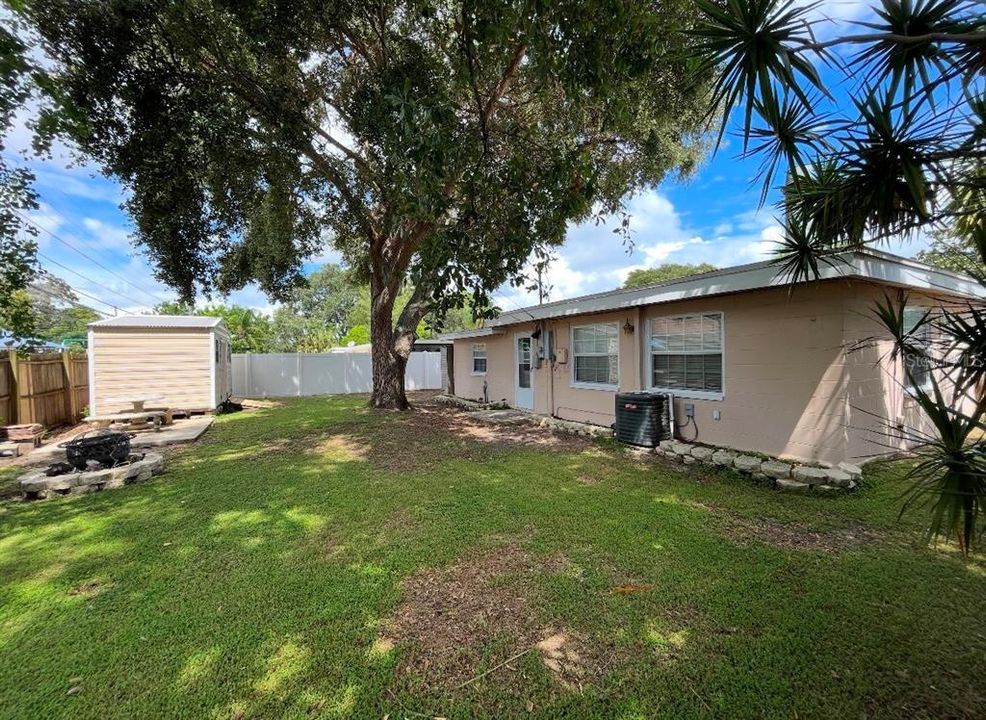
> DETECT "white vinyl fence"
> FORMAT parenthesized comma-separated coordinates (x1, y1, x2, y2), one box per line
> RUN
(232, 351, 443, 398)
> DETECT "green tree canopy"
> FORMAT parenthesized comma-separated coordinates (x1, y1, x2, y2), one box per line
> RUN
(0, 23, 41, 338)
(916, 228, 985, 275)
(153, 302, 274, 353)
(338, 325, 370, 348)
(27, 274, 101, 345)
(623, 263, 716, 289)
(269, 264, 360, 352)
(268, 265, 482, 351)
(15, 0, 713, 407)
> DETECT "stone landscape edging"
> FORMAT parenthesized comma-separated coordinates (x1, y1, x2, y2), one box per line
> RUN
(654, 440, 861, 493)
(435, 395, 861, 493)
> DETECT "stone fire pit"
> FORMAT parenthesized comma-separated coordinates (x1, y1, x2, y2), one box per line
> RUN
(19, 452, 165, 501)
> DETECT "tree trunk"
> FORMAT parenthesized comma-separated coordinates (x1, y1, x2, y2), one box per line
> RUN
(368, 269, 411, 409)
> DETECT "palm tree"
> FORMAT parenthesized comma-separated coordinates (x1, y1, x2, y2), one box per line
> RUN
(691, 0, 986, 552)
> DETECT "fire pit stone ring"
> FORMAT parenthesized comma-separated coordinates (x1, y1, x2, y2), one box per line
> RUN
(19, 452, 165, 500)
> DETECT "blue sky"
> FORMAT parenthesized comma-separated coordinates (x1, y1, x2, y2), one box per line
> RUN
(8, 1, 929, 318)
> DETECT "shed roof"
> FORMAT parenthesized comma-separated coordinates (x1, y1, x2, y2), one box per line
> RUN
(89, 315, 225, 330)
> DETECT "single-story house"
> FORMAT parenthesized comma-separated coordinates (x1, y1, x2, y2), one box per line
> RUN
(88, 315, 233, 415)
(444, 250, 983, 465)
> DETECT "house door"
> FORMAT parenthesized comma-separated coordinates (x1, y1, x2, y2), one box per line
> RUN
(514, 333, 534, 410)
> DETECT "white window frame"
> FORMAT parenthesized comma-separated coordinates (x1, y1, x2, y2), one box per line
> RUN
(570, 322, 620, 391)
(646, 312, 725, 401)
(471, 343, 488, 376)
(902, 306, 934, 395)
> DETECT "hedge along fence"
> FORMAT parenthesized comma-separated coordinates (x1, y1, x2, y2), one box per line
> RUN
(0, 350, 89, 428)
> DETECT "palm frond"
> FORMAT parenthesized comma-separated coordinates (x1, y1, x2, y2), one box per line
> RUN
(691, 0, 832, 149)
(897, 373, 986, 552)
(936, 302, 986, 394)
(782, 160, 872, 247)
(744, 92, 835, 203)
(771, 216, 850, 283)
(854, 0, 971, 105)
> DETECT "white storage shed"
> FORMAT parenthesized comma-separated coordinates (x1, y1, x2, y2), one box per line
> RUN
(87, 316, 232, 415)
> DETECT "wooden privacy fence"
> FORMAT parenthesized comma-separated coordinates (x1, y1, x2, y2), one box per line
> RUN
(0, 351, 89, 428)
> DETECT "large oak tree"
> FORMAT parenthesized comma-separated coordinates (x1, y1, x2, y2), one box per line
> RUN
(15, 0, 712, 407)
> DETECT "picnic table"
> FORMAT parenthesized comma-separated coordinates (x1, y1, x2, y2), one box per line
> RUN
(107, 394, 165, 413)
(92, 395, 174, 431)
(87, 410, 167, 431)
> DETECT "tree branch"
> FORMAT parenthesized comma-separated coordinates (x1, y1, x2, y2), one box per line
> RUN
(792, 30, 986, 53)
(179, 31, 379, 240)
(394, 280, 432, 346)
(311, 121, 374, 176)
(336, 24, 376, 67)
(300, 140, 377, 241)
(481, 42, 528, 127)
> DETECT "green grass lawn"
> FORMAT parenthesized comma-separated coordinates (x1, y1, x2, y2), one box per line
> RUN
(1, 395, 984, 719)
(0, 465, 20, 501)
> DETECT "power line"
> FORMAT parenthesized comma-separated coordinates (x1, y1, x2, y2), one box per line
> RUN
(13, 207, 164, 305)
(46, 281, 120, 314)
(28, 283, 111, 318)
(28, 267, 123, 315)
(491, 290, 539, 323)
(36, 251, 148, 308)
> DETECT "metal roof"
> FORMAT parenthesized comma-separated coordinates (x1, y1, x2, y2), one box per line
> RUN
(88, 315, 226, 330)
(434, 326, 499, 341)
(490, 250, 986, 327)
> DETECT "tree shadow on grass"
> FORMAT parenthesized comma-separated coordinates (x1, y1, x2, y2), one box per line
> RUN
(1, 394, 985, 719)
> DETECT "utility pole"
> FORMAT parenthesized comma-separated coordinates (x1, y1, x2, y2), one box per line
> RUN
(530, 254, 553, 305)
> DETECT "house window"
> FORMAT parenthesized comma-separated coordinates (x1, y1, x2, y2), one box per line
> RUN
(902, 307, 932, 393)
(649, 313, 723, 397)
(471, 343, 487, 374)
(572, 323, 619, 387)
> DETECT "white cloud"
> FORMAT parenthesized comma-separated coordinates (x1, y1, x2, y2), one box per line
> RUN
(737, 225, 785, 263)
(26, 202, 66, 241)
(640, 237, 707, 265)
(36, 169, 124, 204)
(494, 190, 793, 307)
(82, 217, 133, 251)
(494, 254, 600, 311)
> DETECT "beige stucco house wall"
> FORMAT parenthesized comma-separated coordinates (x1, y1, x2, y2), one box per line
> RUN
(448, 252, 980, 465)
(88, 316, 233, 415)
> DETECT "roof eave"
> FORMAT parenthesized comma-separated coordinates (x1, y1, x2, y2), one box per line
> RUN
(435, 326, 504, 341)
(489, 251, 985, 327)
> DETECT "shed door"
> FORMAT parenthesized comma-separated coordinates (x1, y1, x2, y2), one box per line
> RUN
(215, 336, 232, 404)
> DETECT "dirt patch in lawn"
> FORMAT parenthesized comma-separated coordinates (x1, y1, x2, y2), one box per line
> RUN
(67, 579, 108, 598)
(450, 420, 590, 450)
(396, 402, 594, 453)
(304, 400, 597, 473)
(682, 500, 884, 551)
(381, 542, 616, 691)
(238, 398, 284, 410)
(312, 434, 370, 462)
(720, 516, 882, 552)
